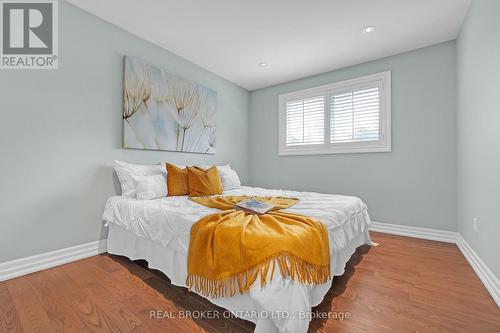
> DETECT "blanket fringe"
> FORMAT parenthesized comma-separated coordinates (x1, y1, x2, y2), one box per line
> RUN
(186, 252, 330, 299)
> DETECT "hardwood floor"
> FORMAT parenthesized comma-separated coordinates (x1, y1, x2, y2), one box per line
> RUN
(0, 232, 499, 332)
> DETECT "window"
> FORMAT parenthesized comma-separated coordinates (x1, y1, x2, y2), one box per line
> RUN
(279, 71, 391, 155)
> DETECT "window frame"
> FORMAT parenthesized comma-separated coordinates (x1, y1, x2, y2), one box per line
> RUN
(278, 71, 391, 155)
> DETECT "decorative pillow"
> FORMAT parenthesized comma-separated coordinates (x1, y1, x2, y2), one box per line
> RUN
(166, 163, 189, 196)
(216, 165, 242, 190)
(133, 174, 167, 200)
(187, 166, 223, 197)
(114, 160, 166, 198)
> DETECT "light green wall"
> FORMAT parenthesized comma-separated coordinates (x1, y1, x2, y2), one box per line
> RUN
(457, 0, 500, 278)
(249, 42, 457, 231)
(0, 1, 249, 262)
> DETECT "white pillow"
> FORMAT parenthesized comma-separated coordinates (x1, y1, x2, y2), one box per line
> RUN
(133, 174, 167, 200)
(114, 160, 166, 198)
(216, 165, 241, 191)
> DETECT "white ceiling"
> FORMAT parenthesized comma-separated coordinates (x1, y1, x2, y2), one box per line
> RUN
(67, 0, 470, 91)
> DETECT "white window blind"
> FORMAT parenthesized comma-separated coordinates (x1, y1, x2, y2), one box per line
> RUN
(279, 71, 391, 155)
(286, 96, 324, 146)
(330, 87, 380, 143)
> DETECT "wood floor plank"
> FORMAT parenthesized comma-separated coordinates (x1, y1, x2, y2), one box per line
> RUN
(62, 259, 143, 333)
(99, 255, 155, 281)
(6, 276, 52, 333)
(26, 270, 89, 333)
(0, 283, 24, 333)
(71, 295, 124, 333)
(121, 294, 205, 333)
(0, 232, 499, 332)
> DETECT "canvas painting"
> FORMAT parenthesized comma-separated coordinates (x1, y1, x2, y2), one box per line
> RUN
(123, 56, 217, 154)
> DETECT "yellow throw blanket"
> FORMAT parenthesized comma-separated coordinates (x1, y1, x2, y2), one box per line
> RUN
(187, 196, 330, 298)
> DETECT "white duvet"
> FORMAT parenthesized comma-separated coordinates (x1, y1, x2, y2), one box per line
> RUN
(102, 186, 372, 333)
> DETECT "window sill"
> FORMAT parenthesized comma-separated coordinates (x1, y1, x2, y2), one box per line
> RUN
(278, 145, 392, 156)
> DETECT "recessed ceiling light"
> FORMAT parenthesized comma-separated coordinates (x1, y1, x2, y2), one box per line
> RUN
(362, 26, 376, 34)
(258, 62, 268, 67)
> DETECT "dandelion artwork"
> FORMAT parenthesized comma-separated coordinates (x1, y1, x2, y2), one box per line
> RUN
(123, 56, 217, 154)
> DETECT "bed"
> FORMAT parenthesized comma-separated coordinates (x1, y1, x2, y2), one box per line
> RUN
(103, 185, 372, 333)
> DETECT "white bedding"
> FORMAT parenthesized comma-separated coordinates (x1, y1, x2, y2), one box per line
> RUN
(102, 186, 372, 333)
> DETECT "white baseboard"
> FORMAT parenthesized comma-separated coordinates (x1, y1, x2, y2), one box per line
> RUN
(0, 239, 107, 282)
(370, 221, 499, 307)
(369, 221, 458, 243)
(456, 234, 500, 307)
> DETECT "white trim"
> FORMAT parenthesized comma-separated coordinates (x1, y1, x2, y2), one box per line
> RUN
(0, 240, 107, 282)
(278, 71, 392, 156)
(370, 221, 499, 307)
(369, 221, 457, 243)
(279, 145, 392, 155)
(456, 234, 500, 307)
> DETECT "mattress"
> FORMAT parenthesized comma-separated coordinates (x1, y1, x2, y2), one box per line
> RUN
(102, 186, 372, 333)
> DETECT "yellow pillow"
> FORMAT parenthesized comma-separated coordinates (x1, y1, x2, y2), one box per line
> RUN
(166, 163, 189, 196)
(187, 166, 223, 197)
